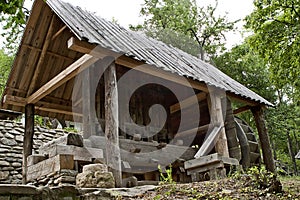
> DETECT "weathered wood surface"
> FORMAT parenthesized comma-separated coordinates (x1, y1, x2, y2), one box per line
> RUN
(251, 106, 275, 172)
(170, 92, 207, 114)
(39, 144, 104, 162)
(104, 57, 122, 187)
(26, 154, 74, 182)
(23, 104, 35, 184)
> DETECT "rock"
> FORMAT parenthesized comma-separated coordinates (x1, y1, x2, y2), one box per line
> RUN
(0, 161, 10, 166)
(76, 171, 115, 188)
(1, 138, 17, 146)
(0, 171, 9, 180)
(83, 164, 108, 173)
(8, 129, 19, 135)
(15, 135, 24, 142)
(4, 133, 14, 139)
(0, 148, 9, 153)
(76, 164, 114, 188)
(12, 162, 22, 167)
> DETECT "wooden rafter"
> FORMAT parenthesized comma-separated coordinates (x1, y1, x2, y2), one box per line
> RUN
(27, 14, 57, 96)
(170, 92, 207, 114)
(26, 54, 99, 104)
(233, 105, 252, 115)
(51, 25, 67, 41)
(3, 95, 82, 117)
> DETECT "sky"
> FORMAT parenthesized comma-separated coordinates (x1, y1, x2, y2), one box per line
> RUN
(62, 0, 255, 48)
(2, 0, 255, 49)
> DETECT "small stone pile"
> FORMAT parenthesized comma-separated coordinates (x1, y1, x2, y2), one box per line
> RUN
(30, 169, 78, 187)
(76, 164, 115, 188)
(0, 120, 68, 184)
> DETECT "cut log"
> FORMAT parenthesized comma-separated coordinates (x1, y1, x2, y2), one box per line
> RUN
(26, 154, 74, 182)
(39, 144, 104, 162)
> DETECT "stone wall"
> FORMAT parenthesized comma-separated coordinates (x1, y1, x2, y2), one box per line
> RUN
(0, 120, 68, 184)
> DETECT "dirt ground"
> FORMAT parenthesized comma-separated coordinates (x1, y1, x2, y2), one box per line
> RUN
(123, 176, 300, 200)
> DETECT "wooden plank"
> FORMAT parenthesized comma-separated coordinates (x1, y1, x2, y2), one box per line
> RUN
(23, 104, 34, 184)
(170, 92, 207, 114)
(27, 14, 56, 96)
(40, 133, 84, 148)
(104, 57, 122, 187)
(185, 153, 220, 170)
(26, 54, 98, 104)
(194, 125, 222, 158)
(187, 161, 224, 175)
(39, 144, 104, 162)
(26, 154, 74, 182)
(185, 153, 239, 170)
(175, 124, 210, 139)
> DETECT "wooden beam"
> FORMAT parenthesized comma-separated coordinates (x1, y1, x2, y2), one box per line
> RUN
(233, 105, 252, 115)
(23, 104, 34, 184)
(207, 89, 229, 157)
(26, 54, 98, 104)
(251, 106, 275, 172)
(175, 124, 210, 138)
(51, 25, 67, 41)
(67, 37, 209, 93)
(23, 44, 74, 61)
(27, 14, 56, 96)
(104, 57, 122, 187)
(170, 92, 207, 114)
(4, 95, 82, 117)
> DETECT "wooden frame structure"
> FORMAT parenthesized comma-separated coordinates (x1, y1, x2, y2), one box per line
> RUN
(0, 0, 275, 185)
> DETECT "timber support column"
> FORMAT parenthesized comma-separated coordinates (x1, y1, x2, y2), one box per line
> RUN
(104, 57, 122, 187)
(251, 106, 275, 172)
(22, 104, 35, 184)
(208, 89, 229, 157)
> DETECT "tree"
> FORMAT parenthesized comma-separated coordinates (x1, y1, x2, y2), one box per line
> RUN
(245, 0, 300, 104)
(0, 0, 29, 52)
(132, 0, 237, 59)
(0, 49, 13, 96)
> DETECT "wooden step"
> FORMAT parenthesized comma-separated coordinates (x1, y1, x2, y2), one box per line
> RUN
(248, 141, 259, 152)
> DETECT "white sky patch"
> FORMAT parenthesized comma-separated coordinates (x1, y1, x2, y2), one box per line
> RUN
(0, 0, 254, 49)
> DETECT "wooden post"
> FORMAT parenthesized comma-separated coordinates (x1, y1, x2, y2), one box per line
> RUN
(251, 106, 275, 172)
(22, 104, 35, 184)
(208, 89, 229, 157)
(82, 67, 96, 139)
(104, 57, 122, 187)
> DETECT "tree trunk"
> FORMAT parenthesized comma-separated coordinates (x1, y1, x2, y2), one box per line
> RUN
(22, 104, 35, 184)
(251, 106, 275, 172)
(104, 57, 122, 187)
(287, 131, 298, 175)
